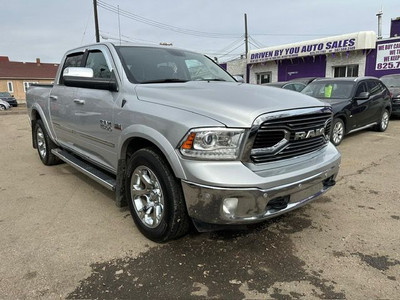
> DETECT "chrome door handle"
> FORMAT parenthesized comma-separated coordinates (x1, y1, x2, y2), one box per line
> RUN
(50, 95, 58, 101)
(73, 99, 85, 105)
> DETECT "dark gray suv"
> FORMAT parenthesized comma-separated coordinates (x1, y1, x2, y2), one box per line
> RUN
(0, 92, 18, 107)
(380, 74, 400, 116)
(302, 77, 392, 146)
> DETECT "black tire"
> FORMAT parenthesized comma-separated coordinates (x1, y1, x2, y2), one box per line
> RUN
(331, 118, 345, 146)
(375, 109, 390, 132)
(0, 104, 5, 111)
(34, 120, 61, 165)
(125, 148, 190, 242)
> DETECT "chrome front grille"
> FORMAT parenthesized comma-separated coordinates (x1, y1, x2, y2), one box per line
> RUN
(249, 110, 332, 163)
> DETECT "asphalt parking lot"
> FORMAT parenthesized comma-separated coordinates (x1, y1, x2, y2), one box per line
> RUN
(0, 112, 399, 299)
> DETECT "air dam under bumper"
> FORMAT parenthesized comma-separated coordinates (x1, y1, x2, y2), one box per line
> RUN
(181, 161, 340, 226)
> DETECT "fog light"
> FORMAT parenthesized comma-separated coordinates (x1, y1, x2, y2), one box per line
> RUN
(222, 198, 238, 215)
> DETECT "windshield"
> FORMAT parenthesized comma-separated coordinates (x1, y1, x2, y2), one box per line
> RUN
(381, 76, 400, 87)
(116, 46, 235, 84)
(301, 81, 355, 100)
(0, 92, 11, 97)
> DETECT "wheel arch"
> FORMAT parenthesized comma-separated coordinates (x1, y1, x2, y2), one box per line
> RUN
(333, 114, 347, 133)
(119, 125, 186, 180)
(30, 104, 57, 148)
(384, 104, 392, 115)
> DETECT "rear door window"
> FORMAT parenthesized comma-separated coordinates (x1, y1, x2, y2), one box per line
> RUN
(367, 80, 384, 96)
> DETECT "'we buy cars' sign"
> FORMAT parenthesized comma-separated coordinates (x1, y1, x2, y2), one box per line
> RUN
(376, 41, 400, 70)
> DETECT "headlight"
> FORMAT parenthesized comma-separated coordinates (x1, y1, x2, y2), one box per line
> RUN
(180, 128, 245, 160)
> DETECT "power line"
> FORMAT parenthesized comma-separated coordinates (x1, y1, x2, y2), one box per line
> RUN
(248, 40, 260, 49)
(97, 0, 241, 39)
(96, 2, 344, 40)
(100, 30, 160, 45)
(215, 43, 244, 59)
(80, 7, 92, 45)
(214, 36, 245, 54)
(252, 33, 340, 37)
(249, 35, 266, 48)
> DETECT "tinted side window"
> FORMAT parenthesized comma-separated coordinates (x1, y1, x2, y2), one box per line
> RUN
(367, 80, 383, 96)
(61, 52, 84, 83)
(85, 51, 111, 79)
(293, 83, 306, 91)
(355, 82, 368, 97)
(283, 84, 296, 91)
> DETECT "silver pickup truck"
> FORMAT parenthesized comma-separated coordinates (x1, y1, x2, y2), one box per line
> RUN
(27, 43, 341, 242)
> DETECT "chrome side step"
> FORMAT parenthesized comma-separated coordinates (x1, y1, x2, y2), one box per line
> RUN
(348, 122, 377, 134)
(51, 148, 116, 191)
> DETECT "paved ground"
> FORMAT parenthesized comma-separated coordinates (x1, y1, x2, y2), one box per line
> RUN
(0, 114, 399, 299)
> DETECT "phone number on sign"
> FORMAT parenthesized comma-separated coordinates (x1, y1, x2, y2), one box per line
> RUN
(376, 62, 400, 70)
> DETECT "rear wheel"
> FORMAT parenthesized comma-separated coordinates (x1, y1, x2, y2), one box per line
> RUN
(34, 120, 61, 165)
(375, 109, 389, 132)
(331, 118, 345, 146)
(0, 105, 5, 110)
(125, 148, 190, 242)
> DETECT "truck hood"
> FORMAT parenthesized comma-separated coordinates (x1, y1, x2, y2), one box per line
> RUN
(136, 82, 327, 127)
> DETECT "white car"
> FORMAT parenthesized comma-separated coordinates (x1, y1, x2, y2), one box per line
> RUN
(0, 99, 11, 110)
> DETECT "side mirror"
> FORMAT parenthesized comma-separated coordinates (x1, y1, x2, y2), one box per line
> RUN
(354, 91, 370, 100)
(63, 67, 118, 92)
(63, 67, 94, 78)
(233, 75, 245, 83)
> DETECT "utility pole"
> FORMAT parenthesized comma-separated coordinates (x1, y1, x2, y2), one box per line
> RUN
(244, 13, 248, 58)
(244, 13, 249, 83)
(93, 0, 100, 43)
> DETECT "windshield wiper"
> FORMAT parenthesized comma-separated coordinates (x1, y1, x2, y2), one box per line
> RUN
(141, 79, 188, 84)
(194, 78, 227, 82)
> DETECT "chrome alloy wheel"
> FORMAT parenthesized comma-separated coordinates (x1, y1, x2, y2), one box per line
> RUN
(333, 121, 344, 145)
(381, 110, 389, 130)
(130, 166, 164, 228)
(36, 127, 47, 159)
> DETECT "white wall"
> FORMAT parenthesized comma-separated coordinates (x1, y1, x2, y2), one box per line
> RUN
(325, 50, 366, 77)
(248, 61, 278, 84)
(226, 59, 247, 78)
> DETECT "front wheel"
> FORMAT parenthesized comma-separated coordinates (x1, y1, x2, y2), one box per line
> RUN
(375, 109, 389, 132)
(125, 148, 190, 242)
(0, 104, 5, 110)
(331, 118, 345, 146)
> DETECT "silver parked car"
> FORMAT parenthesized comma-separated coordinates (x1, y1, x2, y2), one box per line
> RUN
(0, 99, 11, 110)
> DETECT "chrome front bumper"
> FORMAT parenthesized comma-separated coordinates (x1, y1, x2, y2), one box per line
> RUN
(181, 162, 340, 225)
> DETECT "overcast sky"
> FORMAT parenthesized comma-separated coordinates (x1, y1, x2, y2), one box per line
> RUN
(1, 0, 399, 64)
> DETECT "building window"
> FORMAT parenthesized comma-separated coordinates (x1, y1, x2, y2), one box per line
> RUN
(333, 65, 359, 77)
(256, 72, 271, 84)
(23, 82, 39, 93)
(7, 81, 13, 93)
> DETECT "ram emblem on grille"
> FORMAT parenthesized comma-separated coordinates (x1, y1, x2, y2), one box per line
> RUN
(294, 127, 325, 140)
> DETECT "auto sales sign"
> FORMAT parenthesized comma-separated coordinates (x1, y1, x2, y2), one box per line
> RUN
(375, 41, 400, 70)
(249, 31, 376, 64)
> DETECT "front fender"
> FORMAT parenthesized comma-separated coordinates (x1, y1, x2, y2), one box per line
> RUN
(118, 124, 186, 180)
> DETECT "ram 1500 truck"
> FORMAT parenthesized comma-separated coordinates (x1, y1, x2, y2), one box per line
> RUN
(27, 43, 341, 242)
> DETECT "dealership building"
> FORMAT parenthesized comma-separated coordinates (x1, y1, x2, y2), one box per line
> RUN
(222, 17, 400, 84)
